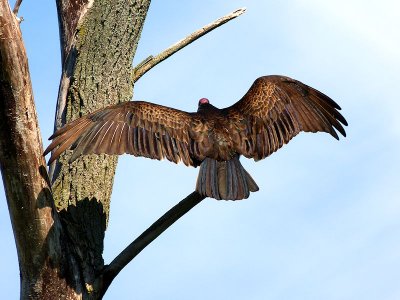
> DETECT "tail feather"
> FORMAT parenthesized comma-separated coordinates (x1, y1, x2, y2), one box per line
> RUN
(243, 167, 259, 193)
(196, 156, 259, 200)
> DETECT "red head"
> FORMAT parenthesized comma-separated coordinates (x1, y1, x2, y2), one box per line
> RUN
(198, 98, 210, 106)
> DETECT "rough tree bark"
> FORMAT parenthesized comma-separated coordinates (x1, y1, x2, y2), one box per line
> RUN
(0, 0, 244, 298)
(1, 0, 152, 298)
(50, 1, 151, 296)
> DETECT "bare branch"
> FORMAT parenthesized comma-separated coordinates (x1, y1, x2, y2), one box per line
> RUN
(133, 7, 246, 82)
(12, 0, 22, 15)
(100, 191, 206, 296)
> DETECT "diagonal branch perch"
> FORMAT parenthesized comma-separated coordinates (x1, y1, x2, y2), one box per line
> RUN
(98, 6, 245, 296)
(100, 191, 206, 296)
(132, 7, 246, 82)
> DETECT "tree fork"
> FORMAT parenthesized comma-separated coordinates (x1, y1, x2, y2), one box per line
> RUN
(1, 0, 247, 297)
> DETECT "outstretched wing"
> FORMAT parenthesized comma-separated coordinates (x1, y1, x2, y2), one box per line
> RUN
(223, 75, 348, 161)
(44, 101, 202, 166)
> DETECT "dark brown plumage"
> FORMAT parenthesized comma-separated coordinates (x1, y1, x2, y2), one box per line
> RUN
(44, 75, 347, 200)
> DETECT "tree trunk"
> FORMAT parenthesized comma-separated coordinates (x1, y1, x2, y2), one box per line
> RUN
(0, 0, 151, 298)
(1, 1, 240, 298)
(50, 1, 150, 295)
(0, 1, 77, 298)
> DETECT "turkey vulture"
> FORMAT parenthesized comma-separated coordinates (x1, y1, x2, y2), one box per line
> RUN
(44, 75, 347, 200)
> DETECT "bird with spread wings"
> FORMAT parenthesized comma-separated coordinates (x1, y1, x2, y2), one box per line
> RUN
(44, 75, 347, 200)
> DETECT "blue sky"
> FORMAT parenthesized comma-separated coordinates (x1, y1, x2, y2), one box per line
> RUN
(1, 1, 400, 299)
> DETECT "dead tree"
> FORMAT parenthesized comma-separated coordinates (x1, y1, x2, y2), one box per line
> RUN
(0, 1, 245, 298)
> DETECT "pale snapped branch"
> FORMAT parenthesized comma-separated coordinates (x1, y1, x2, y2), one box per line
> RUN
(132, 7, 246, 82)
(100, 191, 206, 296)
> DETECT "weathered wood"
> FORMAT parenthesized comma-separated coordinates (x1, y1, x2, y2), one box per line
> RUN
(56, 0, 92, 63)
(2, 1, 249, 298)
(12, 0, 23, 14)
(0, 1, 77, 298)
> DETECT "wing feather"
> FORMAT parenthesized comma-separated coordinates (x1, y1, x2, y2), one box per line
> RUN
(223, 75, 347, 160)
(44, 101, 201, 166)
